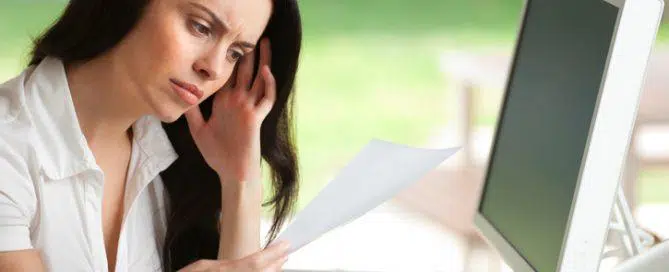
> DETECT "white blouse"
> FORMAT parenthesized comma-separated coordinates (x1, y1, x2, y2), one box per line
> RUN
(0, 56, 179, 272)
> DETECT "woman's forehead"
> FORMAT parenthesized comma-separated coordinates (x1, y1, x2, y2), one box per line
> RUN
(184, 0, 272, 41)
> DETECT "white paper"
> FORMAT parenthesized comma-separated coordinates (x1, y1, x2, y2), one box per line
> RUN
(272, 138, 460, 253)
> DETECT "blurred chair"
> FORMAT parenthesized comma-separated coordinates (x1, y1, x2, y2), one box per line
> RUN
(395, 46, 669, 271)
(394, 50, 511, 272)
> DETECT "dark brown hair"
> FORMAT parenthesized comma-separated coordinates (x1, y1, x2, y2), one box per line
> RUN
(29, 0, 301, 270)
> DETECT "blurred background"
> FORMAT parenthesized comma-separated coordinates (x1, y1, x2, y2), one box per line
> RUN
(2, 0, 668, 271)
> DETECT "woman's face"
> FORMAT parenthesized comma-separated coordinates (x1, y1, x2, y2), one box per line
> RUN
(111, 0, 272, 122)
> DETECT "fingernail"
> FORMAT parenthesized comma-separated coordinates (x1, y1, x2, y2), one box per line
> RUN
(279, 241, 291, 249)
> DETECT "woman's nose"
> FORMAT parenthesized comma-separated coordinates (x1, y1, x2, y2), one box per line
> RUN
(193, 60, 219, 80)
(193, 51, 226, 80)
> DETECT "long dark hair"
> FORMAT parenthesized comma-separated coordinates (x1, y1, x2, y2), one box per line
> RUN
(29, 0, 301, 271)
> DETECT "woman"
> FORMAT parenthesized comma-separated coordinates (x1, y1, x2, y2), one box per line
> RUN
(0, 0, 301, 271)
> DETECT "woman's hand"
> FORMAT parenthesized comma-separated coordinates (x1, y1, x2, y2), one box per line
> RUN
(184, 38, 275, 184)
(177, 241, 290, 272)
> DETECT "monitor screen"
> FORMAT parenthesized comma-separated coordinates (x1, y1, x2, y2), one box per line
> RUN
(479, 0, 620, 271)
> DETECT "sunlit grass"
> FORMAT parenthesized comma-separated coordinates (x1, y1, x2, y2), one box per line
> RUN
(639, 169, 669, 204)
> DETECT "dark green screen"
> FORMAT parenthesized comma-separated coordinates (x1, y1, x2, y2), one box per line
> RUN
(479, 0, 618, 271)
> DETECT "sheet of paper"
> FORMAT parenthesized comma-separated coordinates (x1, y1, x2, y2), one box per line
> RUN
(272, 138, 460, 253)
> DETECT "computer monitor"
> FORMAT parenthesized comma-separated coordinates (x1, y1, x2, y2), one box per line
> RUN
(473, 0, 664, 271)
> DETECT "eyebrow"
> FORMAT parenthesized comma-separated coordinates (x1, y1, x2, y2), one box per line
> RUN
(188, 1, 257, 50)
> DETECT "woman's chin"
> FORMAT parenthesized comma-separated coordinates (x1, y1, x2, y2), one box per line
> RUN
(152, 106, 186, 124)
(161, 114, 182, 124)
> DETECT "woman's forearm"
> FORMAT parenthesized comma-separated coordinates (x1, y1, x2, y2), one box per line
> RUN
(217, 179, 263, 260)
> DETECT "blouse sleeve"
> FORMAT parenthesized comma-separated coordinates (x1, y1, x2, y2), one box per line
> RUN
(0, 141, 37, 252)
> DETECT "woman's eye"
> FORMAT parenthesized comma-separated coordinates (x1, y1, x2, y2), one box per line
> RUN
(228, 50, 244, 62)
(190, 20, 211, 37)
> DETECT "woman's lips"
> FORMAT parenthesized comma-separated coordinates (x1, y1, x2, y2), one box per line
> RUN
(170, 79, 204, 105)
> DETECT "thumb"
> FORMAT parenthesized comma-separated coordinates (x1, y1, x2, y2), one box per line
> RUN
(184, 106, 205, 135)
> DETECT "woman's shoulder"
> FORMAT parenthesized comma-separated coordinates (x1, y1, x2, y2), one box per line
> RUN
(0, 71, 40, 250)
(0, 66, 37, 124)
(0, 73, 40, 223)
(0, 66, 43, 180)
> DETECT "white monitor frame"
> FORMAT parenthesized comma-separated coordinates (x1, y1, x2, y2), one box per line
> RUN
(474, 0, 664, 271)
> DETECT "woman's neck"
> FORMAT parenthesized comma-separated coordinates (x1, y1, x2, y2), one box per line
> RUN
(64, 55, 144, 148)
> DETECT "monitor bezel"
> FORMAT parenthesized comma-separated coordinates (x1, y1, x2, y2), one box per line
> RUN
(474, 0, 664, 271)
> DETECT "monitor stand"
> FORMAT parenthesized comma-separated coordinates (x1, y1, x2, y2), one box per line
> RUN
(602, 186, 656, 260)
(607, 184, 669, 271)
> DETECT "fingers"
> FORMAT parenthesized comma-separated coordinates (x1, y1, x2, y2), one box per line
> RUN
(239, 36, 269, 89)
(264, 254, 288, 272)
(179, 242, 289, 272)
(241, 241, 290, 270)
(176, 259, 219, 272)
(250, 38, 271, 92)
(236, 47, 255, 90)
(259, 38, 272, 69)
(226, 38, 274, 119)
(256, 65, 277, 116)
(184, 105, 205, 135)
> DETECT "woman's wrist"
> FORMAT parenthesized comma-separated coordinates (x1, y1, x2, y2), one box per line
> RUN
(217, 174, 263, 260)
(216, 166, 261, 185)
